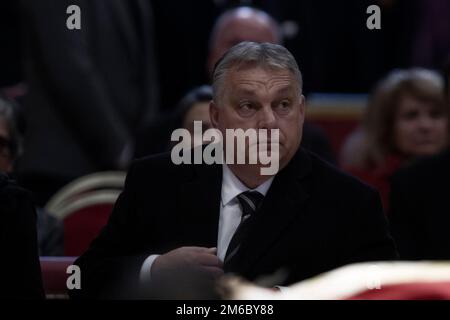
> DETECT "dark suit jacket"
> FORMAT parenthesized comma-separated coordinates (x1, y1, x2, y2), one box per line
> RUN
(18, 0, 159, 181)
(0, 174, 44, 299)
(72, 148, 396, 299)
(389, 149, 450, 260)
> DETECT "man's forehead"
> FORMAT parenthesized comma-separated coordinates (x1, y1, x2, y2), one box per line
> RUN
(228, 66, 296, 92)
(232, 85, 297, 97)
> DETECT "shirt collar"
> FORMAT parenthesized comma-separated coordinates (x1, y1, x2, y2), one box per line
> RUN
(221, 164, 274, 206)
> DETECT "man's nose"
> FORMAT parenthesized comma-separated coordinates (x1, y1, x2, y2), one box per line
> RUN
(258, 106, 277, 129)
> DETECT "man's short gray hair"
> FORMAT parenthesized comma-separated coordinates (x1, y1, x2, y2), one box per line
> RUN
(212, 41, 303, 103)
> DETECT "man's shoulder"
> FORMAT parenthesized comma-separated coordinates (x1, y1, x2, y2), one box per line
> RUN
(132, 151, 176, 171)
(129, 151, 195, 181)
(301, 149, 377, 196)
(126, 148, 220, 190)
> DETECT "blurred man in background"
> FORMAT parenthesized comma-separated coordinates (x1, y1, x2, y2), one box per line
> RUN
(18, 0, 159, 206)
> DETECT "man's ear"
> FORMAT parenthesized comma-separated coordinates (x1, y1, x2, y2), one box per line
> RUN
(298, 94, 306, 126)
(210, 100, 220, 129)
(299, 94, 306, 116)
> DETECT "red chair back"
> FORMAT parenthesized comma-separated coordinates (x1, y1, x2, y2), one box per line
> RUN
(40, 256, 77, 299)
(45, 171, 125, 256)
(63, 203, 114, 256)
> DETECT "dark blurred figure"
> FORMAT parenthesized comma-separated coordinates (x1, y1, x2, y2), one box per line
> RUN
(180, 87, 213, 137)
(153, 0, 447, 105)
(0, 173, 44, 299)
(255, 0, 387, 94)
(390, 149, 450, 260)
(376, 0, 449, 71)
(0, 97, 63, 256)
(0, 1, 27, 102)
(410, 0, 450, 70)
(341, 68, 449, 210)
(0, 98, 22, 174)
(389, 58, 450, 260)
(18, 0, 159, 206)
(0, 2, 22, 89)
(151, 0, 220, 111)
(135, 85, 214, 157)
(262, 0, 445, 92)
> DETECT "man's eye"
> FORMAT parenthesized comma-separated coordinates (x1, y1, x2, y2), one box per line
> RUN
(237, 102, 257, 117)
(280, 100, 290, 108)
(275, 100, 291, 113)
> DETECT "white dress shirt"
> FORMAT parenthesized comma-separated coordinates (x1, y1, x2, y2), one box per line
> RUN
(140, 164, 274, 282)
(217, 164, 274, 261)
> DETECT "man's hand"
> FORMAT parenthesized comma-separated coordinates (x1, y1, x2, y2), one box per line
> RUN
(152, 246, 224, 280)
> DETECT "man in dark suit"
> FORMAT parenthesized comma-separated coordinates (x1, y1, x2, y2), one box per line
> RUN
(18, 0, 159, 205)
(72, 42, 396, 299)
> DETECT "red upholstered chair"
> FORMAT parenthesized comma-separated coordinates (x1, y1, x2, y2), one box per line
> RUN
(61, 196, 118, 256)
(40, 256, 77, 299)
(45, 171, 126, 256)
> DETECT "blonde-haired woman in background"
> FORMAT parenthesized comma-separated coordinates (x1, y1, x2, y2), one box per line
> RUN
(341, 68, 449, 210)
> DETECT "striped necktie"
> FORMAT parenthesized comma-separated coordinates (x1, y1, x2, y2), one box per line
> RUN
(224, 190, 264, 270)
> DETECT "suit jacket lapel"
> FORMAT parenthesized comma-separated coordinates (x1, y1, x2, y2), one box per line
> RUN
(234, 149, 313, 274)
(178, 163, 222, 248)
